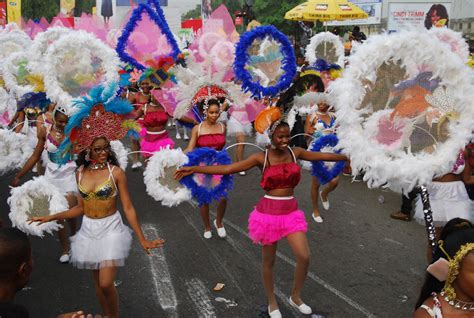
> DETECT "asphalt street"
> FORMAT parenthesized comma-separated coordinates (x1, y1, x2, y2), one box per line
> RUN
(0, 135, 428, 318)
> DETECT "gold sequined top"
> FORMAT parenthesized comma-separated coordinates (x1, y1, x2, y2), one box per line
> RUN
(78, 164, 118, 219)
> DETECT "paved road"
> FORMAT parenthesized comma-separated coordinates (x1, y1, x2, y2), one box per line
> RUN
(0, 136, 428, 318)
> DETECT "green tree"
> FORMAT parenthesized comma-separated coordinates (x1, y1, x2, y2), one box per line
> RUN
(182, 4, 201, 20)
(74, 0, 96, 15)
(209, 0, 308, 35)
(22, 0, 60, 22)
(210, 0, 243, 16)
(251, 0, 302, 34)
(22, 0, 95, 22)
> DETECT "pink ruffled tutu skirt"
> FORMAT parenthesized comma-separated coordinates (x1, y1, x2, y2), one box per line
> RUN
(248, 196, 308, 245)
(140, 129, 174, 158)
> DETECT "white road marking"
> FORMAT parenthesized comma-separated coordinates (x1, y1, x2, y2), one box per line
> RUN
(143, 224, 178, 316)
(215, 297, 238, 308)
(178, 209, 252, 307)
(185, 278, 217, 318)
(225, 235, 299, 316)
(384, 237, 404, 246)
(214, 214, 376, 318)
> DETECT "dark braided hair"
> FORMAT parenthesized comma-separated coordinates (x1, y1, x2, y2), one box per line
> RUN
(415, 218, 474, 309)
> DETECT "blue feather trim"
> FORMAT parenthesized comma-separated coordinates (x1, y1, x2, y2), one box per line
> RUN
(17, 92, 51, 112)
(116, 2, 180, 70)
(310, 134, 345, 185)
(180, 148, 234, 206)
(233, 25, 296, 98)
(313, 59, 341, 72)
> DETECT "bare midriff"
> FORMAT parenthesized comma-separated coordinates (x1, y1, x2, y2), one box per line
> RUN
(433, 173, 463, 183)
(266, 188, 295, 197)
(83, 199, 117, 219)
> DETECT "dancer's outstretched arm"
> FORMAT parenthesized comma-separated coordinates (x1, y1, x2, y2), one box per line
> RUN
(293, 147, 347, 162)
(175, 152, 263, 179)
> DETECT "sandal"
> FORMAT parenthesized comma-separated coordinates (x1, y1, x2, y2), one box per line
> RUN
(390, 211, 411, 221)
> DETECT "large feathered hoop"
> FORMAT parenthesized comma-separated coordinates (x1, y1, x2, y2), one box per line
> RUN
(331, 29, 474, 193)
(310, 134, 345, 185)
(144, 148, 192, 207)
(0, 29, 32, 60)
(180, 147, 233, 206)
(2, 52, 37, 98)
(0, 129, 33, 175)
(116, 2, 180, 70)
(234, 25, 296, 98)
(305, 31, 345, 67)
(42, 30, 120, 110)
(28, 27, 73, 75)
(8, 176, 67, 237)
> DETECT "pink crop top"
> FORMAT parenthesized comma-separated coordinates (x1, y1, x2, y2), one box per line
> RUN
(260, 148, 301, 191)
(143, 105, 168, 128)
(196, 123, 226, 151)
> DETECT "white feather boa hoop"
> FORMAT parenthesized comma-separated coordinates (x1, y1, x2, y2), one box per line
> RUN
(428, 28, 469, 62)
(3, 52, 35, 98)
(110, 140, 129, 171)
(28, 27, 72, 74)
(43, 30, 120, 111)
(0, 30, 32, 60)
(172, 56, 241, 120)
(143, 148, 192, 207)
(305, 32, 345, 67)
(332, 29, 474, 192)
(8, 176, 67, 237)
(0, 89, 17, 126)
(0, 129, 33, 175)
(292, 92, 331, 115)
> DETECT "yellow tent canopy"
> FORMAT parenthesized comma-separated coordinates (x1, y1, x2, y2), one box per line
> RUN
(285, 0, 368, 22)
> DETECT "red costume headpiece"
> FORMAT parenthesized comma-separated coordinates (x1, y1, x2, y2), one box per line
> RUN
(70, 104, 130, 153)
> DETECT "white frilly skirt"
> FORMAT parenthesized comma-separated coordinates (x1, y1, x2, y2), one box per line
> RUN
(414, 181, 474, 227)
(44, 158, 77, 194)
(227, 117, 253, 137)
(70, 211, 133, 270)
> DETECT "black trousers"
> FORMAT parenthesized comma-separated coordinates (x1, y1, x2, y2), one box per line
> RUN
(400, 189, 418, 216)
(466, 184, 474, 200)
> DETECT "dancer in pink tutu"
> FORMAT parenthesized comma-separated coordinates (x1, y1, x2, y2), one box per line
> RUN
(127, 79, 153, 169)
(135, 94, 174, 161)
(176, 113, 346, 317)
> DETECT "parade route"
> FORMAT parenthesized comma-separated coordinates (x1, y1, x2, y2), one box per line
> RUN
(0, 140, 428, 317)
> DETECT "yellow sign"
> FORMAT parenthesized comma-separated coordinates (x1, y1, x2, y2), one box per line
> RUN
(60, 0, 75, 17)
(6, 0, 21, 25)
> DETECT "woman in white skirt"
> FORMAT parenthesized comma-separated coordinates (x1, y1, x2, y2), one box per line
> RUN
(29, 87, 164, 318)
(227, 103, 253, 176)
(414, 149, 474, 260)
(30, 135, 164, 317)
(12, 105, 78, 263)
